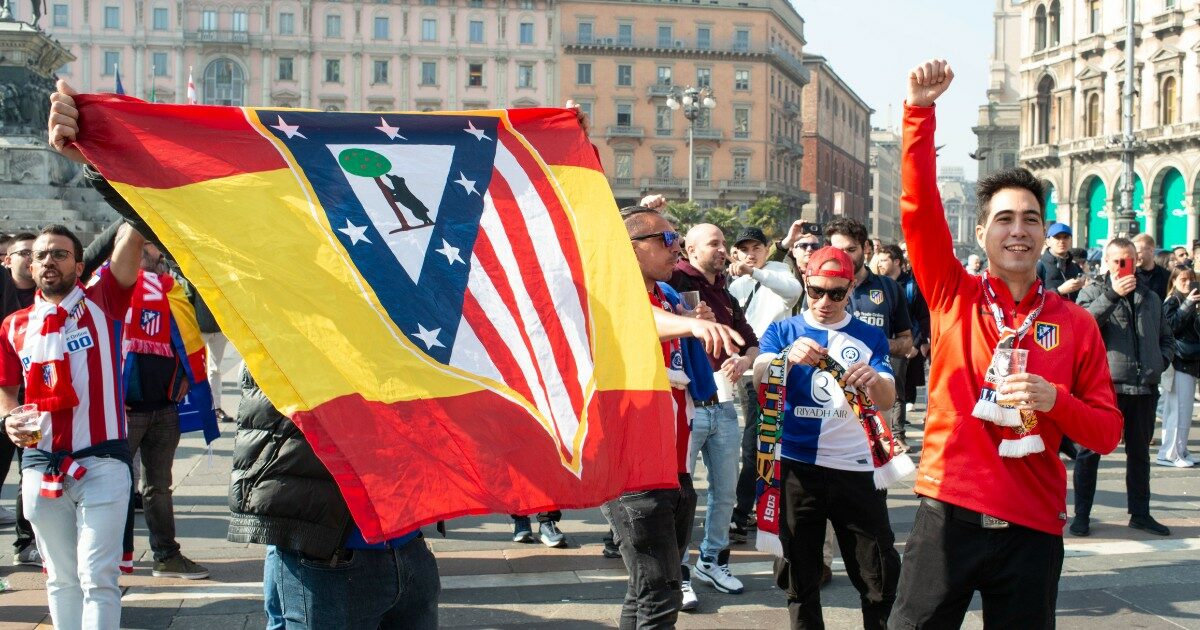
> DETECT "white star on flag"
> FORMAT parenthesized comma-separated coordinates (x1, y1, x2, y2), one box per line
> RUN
(337, 219, 371, 245)
(464, 120, 492, 142)
(454, 172, 478, 196)
(412, 324, 445, 349)
(435, 239, 464, 265)
(375, 117, 406, 141)
(270, 116, 306, 139)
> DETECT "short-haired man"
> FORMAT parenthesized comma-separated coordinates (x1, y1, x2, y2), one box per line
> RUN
(669, 224, 759, 596)
(1073, 238, 1174, 537)
(3, 223, 145, 629)
(874, 244, 929, 445)
(0, 232, 37, 558)
(965, 254, 983, 275)
(891, 59, 1122, 628)
(727, 227, 802, 543)
(755, 246, 910, 629)
(1171, 246, 1190, 269)
(1132, 232, 1169, 300)
(1037, 223, 1085, 302)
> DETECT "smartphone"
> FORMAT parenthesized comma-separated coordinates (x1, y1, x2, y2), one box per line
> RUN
(801, 222, 822, 236)
(1117, 258, 1134, 279)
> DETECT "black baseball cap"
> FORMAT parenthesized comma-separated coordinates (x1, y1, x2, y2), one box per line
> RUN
(733, 227, 768, 247)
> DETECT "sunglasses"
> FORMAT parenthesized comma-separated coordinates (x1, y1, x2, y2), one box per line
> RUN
(794, 242, 821, 252)
(630, 230, 681, 248)
(806, 285, 849, 302)
(32, 249, 74, 263)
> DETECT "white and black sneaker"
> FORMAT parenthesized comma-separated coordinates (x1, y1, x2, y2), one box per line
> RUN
(693, 549, 744, 594)
(680, 564, 699, 611)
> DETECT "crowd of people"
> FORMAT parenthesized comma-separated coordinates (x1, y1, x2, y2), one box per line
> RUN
(0, 60, 1192, 630)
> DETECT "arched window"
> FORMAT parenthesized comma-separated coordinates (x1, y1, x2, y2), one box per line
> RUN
(1086, 92, 1101, 136)
(1160, 75, 1178, 125)
(202, 58, 244, 106)
(1048, 0, 1061, 46)
(1033, 4, 1047, 51)
(1035, 75, 1054, 144)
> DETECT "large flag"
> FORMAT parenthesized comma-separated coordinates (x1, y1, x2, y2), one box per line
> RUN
(71, 96, 677, 541)
(186, 68, 196, 104)
(114, 68, 125, 95)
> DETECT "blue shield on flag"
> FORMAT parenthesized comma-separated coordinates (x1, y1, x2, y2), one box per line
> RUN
(1035, 322, 1059, 351)
(140, 310, 162, 337)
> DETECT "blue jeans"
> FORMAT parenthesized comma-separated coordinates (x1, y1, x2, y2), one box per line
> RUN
(265, 537, 440, 629)
(687, 400, 739, 560)
(263, 546, 284, 630)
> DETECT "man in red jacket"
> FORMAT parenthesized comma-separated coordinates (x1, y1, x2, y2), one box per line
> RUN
(889, 59, 1123, 628)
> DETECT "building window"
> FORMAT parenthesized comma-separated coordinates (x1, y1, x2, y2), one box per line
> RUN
(325, 58, 341, 83)
(616, 103, 632, 127)
(467, 63, 484, 87)
(52, 3, 68, 26)
(1048, 0, 1060, 46)
(734, 107, 749, 138)
(202, 9, 217, 30)
(152, 52, 168, 76)
(655, 154, 672, 178)
(696, 67, 711, 88)
(104, 6, 119, 28)
(370, 16, 387, 39)
(734, 69, 750, 91)
(518, 63, 534, 88)
(468, 0, 483, 6)
(519, 0, 534, 7)
(656, 105, 672, 134)
(617, 23, 632, 45)
(102, 51, 120, 75)
(576, 101, 593, 121)
(279, 12, 295, 35)
(697, 27, 711, 49)
(421, 18, 437, 41)
(733, 157, 748, 181)
(278, 57, 294, 81)
(615, 153, 633, 180)
(696, 107, 711, 129)
(734, 29, 749, 51)
(519, 21, 534, 44)
(578, 22, 593, 43)
(203, 58, 244, 106)
(694, 156, 711, 185)
(1033, 4, 1046, 51)
(656, 66, 671, 85)
(1085, 91, 1101, 137)
(657, 24, 672, 47)
(1160, 75, 1178, 125)
(326, 14, 342, 37)
(151, 7, 167, 30)
(1087, 0, 1100, 33)
(421, 0, 436, 5)
(617, 64, 632, 87)
(367, 60, 386, 84)
(232, 10, 247, 31)
(421, 61, 437, 85)
(1034, 75, 1055, 144)
(469, 20, 483, 42)
(576, 62, 592, 85)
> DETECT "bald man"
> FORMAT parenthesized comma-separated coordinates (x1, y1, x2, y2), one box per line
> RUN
(668, 223, 759, 594)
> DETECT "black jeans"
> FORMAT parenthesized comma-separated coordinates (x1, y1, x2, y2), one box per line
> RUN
(602, 473, 697, 630)
(890, 498, 1064, 629)
(8, 447, 36, 552)
(888, 356, 908, 438)
(733, 379, 759, 525)
(127, 406, 183, 561)
(774, 460, 900, 630)
(509, 511, 561, 523)
(1073, 392, 1156, 518)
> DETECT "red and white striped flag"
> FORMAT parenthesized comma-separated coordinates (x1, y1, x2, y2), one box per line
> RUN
(186, 67, 196, 104)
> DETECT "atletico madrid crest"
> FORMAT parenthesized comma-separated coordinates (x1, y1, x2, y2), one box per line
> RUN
(140, 310, 162, 337)
(869, 289, 884, 305)
(1035, 322, 1059, 351)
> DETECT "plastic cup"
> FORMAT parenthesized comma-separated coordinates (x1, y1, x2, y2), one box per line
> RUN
(9, 404, 41, 444)
(994, 349, 1030, 406)
(681, 291, 701, 311)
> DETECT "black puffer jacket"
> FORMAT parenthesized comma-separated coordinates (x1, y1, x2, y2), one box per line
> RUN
(1164, 292, 1200, 377)
(226, 365, 353, 560)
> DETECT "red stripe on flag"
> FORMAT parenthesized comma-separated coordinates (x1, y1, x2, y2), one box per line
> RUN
(73, 94, 287, 189)
(484, 172, 585, 418)
(461, 289, 536, 404)
(81, 307, 109, 450)
(292, 388, 678, 542)
(496, 128, 592, 340)
(505, 108, 603, 173)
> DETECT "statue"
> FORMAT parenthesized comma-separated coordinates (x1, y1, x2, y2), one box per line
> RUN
(0, 0, 12, 21)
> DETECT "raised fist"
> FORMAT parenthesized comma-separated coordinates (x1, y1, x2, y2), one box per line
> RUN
(907, 59, 954, 108)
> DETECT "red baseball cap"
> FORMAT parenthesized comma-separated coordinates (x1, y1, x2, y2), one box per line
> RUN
(805, 246, 855, 282)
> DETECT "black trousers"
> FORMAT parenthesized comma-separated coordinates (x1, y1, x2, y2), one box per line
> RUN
(1073, 392, 1156, 517)
(888, 355, 908, 438)
(903, 354, 924, 403)
(775, 461, 900, 630)
(733, 379, 759, 525)
(10, 447, 35, 552)
(890, 498, 1064, 629)
(509, 511, 561, 523)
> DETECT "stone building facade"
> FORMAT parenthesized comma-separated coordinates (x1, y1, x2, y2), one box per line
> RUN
(937, 166, 982, 258)
(973, 0, 1022, 180)
(1018, 0, 1200, 249)
(869, 127, 901, 244)
(800, 53, 871, 226)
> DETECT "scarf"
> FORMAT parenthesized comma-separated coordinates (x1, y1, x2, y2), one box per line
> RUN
(971, 273, 1047, 458)
(24, 284, 86, 415)
(754, 344, 915, 557)
(123, 270, 175, 358)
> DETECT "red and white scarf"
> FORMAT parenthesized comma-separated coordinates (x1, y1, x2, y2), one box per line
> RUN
(123, 270, 175, 358)
(971, 273, 1047, 458)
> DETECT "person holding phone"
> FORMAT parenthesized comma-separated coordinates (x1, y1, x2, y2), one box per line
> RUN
(1074, 238, 1175, 537)
(1158, 266, 1200, 468)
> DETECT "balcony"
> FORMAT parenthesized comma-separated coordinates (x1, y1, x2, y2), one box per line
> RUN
(774, 134, 803, 157)
(606, 125, 645, 138)
(690, 127, 723, 141)
(1076, 33, 1105, 57)
(783, 101, 800, 118)
(647, 84, 674, 98)
(1138, 121, 1200, 149)
(1018, 144, 1059, 166)
(644, 177, 686, 190)
(1150, 9, 1184, 36)
(719, 179, 767, 193)
(610, 177, 635, 188)
(1110, 23, 1143, 49)
(768, 45, 810, 85)
(192, 29, 250, 44)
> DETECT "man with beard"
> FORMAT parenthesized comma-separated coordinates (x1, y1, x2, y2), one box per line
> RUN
(669, 223, 759, 597)
(0, 233, 36, 555)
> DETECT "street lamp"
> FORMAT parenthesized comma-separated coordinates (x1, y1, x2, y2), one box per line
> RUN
(666, 85, 717, 202)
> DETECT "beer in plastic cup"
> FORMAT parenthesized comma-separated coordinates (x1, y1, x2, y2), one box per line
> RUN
(9, 404, 41, 445)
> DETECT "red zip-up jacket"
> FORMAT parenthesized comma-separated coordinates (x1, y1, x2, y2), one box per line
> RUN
(902, 104, 1122, 535)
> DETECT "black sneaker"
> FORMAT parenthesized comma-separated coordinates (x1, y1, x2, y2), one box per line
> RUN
(512, 516, 534, 543)
(215, 409, 234, 423)
(1129, 514, 1170, 536)
(133, 492, 144, 513)
(728, 521, 748, 544)
(1069, 516, 1090, 537)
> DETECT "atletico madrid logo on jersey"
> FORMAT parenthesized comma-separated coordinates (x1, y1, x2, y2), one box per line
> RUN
(42, 364, 55, 387)
(869, 290, 884, 305)
(1035, 322, 1059, 351)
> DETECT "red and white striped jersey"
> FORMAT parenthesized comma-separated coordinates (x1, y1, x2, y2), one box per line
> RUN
(0, 273, 134, 452)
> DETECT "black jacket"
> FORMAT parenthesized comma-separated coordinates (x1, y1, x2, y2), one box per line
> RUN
(226, 366, 353, 560)
(1164, 292, 1200, 377)
(1077, 277, 1174, 395)
(1036, 250, 1083, 302)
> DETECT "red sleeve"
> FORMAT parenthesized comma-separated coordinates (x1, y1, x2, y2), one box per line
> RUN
(86, 271, 134, 321)
(900, 104, 969, 312)
(1044, 308, 1123, 454)
(0, 315, 23, 387)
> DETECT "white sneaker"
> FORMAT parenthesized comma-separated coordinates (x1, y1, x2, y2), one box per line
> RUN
(693, 551, 744, 594)
(680, 579, 699, 611)
(1183, 454, 1197, 466)
(1155, 458, 1178, 467)
(14, 544, 41, 567)
(1172, 458, 1194, 468)
(0, 506, 15, 526)
(905, 402, 915, 413)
